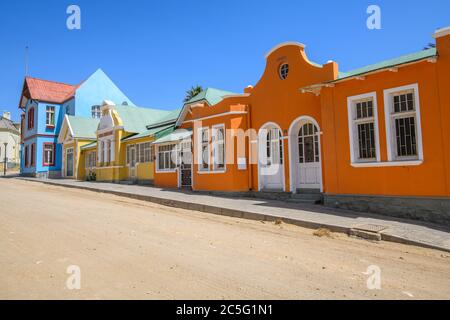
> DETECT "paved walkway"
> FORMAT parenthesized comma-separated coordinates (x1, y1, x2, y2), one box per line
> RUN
(15, 177, 450, 252)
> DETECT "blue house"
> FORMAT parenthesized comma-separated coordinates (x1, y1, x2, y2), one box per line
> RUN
(19, 69, 133, 178)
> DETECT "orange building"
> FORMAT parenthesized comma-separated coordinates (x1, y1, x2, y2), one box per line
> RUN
(153, 27, 450, 224)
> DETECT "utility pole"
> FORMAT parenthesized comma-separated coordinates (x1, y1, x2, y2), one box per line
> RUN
(3, 142, 7, 176)
(25, 46, 29, 76)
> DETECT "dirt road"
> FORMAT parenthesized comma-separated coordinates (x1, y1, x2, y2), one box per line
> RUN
(0, 178, 449, 299)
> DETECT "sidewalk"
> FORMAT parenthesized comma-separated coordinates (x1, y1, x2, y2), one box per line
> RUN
(15, 177, 450, 253)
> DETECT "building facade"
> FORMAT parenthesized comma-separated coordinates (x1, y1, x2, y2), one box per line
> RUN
(0, 111, 21, 171)
(19, 69, 133, 178)
(151, 27, 450, 224)
(74, 101, 178, 183)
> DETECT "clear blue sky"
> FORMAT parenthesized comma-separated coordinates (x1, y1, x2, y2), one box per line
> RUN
(0, 0, 448, 121)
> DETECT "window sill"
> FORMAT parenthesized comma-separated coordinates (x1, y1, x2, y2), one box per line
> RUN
(351, 160, 423, 168)
(197, 170, 226, 174)
(46, 125, 55, 129)
(156, 169, 177, 173)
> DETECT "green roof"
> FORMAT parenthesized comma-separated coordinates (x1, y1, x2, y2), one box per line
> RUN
(153, 128, 192, 144)
(121, 124, 174, 142)
(337, 48, 437, 80)
(80, 141, 97, 150)
(146, 108, 182, 129)
(67, 116, 99, 139)
(185, 88, 237, 106)
(114, 104, 172, 133)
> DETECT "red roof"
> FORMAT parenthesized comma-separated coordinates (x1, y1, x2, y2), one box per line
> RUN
(23, 77, 78, 104)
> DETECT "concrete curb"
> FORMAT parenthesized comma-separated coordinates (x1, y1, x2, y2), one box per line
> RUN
(18, 178, 450, 253)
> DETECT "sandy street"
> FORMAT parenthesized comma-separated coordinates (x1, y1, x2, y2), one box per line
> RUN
(0, 178, 449, 300)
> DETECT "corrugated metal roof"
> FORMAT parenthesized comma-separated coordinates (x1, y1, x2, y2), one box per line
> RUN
(121, 124, 174, 142)
(80, 141, 97, 150)
(67, 116, 99, 139)
(114, 104, 172, 133)
(185, 88, 236, 106)
(153, 128, 192, 144)
(336, 48, 437, 81)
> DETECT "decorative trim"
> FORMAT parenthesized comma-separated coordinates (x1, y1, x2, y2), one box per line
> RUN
(183, 111, 247, 124)
(383, 83, 423, 162)
(351, 160, 423, 168)
(265, 42, 305, 59)
(23, 133, 57, 142)
(347, 92, 381, 164)
(433, 26, 450, 39)
(287, 116, 323, 193)
(42, 142, 55, 167)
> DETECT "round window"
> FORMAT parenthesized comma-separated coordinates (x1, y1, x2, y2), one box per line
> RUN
(279, 63, 289, 80)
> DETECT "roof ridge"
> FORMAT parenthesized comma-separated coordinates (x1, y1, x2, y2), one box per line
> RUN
(341, 48, 436, 75)
(26, 76, 76, 87)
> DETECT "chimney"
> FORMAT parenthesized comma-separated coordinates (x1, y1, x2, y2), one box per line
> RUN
(433, 26, 450, 56)
(2, 111, 11, 120)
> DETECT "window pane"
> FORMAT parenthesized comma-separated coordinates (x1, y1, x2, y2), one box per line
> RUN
(357, 122, 376, 159)
(395, 116, 417, 157)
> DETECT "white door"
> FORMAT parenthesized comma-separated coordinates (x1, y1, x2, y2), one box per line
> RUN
(66, 148, 74, 177)
(129, 145, 137, 179)
(297, 122, 321, 189)
(260, 127, 284, 190)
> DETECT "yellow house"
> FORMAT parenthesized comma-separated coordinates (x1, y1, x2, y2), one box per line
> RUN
(92, 100, 179, 183)
(58, 115, 99, 179)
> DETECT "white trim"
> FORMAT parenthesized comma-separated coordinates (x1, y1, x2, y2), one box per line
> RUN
(64, 147, 74, 178)
(155, 143, 178, 173)
(95, 166, 124, 169)
(257, 122, 286, 192)
(211, 123, 226, 172)
(196, 170, 226, 175)
(287, 116, 323, 193)
(265, 42, 305, 59)
(221, 93, 250, 99)
(346, 92, 381, 164)
(197, 126, 210, 173)
(383, 83, 423, 162)
(97, 126, 123, 135)
(433, 26, 450, 39)
(351, 160, 423, 168)
(175, 100, 211, 127)
(183, 111, 247, 124)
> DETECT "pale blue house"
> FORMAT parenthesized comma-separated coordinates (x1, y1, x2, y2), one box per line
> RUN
(19, 69, 133, 178)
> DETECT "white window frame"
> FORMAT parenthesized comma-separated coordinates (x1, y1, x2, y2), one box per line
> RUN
(106, 140, 111, 163)
(156, 144, 178, 172)
(347, 92, 381, 165)
(46, 105, 55, 126)
(211, 124, 226, 172)
(383, 83, 423, 164)
(138, 142, 152, 163)
(85, 151, 97, 169)
(197, 127, 210, 172)
(100, 141, 104, 163)
(91, 105, 101, 119)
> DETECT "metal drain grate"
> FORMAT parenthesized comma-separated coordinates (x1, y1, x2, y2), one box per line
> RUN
(353, 224, 388, 233)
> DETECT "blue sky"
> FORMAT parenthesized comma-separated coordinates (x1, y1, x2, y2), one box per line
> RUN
(0, 0, 448, 121)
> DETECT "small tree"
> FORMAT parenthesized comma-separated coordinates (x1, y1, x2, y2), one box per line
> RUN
(183, 85, 203, 103)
